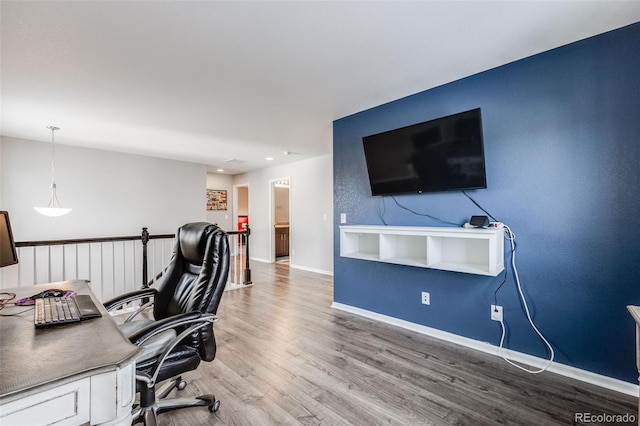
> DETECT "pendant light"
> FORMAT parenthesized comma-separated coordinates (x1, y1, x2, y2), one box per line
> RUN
(34, 126, 72, 217)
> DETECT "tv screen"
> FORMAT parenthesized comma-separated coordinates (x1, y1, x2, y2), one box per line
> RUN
(0, 211, 19, 268)
(362, 108, 487, 196)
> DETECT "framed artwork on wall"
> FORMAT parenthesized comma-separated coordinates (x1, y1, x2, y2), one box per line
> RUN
(206, 189, 227, 211)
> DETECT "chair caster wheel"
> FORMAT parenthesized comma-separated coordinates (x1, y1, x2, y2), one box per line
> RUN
(177, 379, 187, 391)
(208, 400, 221, 413)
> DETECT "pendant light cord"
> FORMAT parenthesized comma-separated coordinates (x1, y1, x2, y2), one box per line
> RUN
(34, 126, 71, 216)
(47, 126, 59, 186)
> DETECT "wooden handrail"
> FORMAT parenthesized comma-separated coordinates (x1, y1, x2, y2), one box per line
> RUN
(17, 231, 245, 247)
(16, 235, 144, 247)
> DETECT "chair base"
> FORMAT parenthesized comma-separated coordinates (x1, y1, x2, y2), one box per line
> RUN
(132, 376, 220, 425)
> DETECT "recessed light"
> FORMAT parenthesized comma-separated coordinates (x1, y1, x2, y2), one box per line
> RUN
(266, 157, 274, 161)
(217, 169, 224, 173)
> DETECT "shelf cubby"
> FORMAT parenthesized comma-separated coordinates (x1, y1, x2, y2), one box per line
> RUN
(340, 225, 504, 276)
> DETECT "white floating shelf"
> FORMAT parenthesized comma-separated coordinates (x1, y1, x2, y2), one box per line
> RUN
(340, 225, 504, 276)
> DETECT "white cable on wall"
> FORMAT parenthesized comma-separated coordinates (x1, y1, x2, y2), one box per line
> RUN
(498, 225, 555, 374)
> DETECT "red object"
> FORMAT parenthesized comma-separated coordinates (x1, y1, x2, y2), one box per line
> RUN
(238, 216, 249, 231)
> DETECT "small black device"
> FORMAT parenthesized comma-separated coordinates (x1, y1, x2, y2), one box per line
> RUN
(470, 215, 489, 228)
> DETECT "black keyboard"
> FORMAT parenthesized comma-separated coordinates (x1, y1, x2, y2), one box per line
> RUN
(34, 295, 101, 328)
(35, 297, 80, 327)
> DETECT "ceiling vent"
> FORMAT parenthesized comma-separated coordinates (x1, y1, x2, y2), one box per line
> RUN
(224, 158, 246, 164)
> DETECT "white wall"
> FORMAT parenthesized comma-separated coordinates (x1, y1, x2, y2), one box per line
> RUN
(1, 135, 333, 277)
(0, 141, 3, 204)
(206, 173, 233, 231)
(233, 154, 333, 275)
(1, 136, 206, 241)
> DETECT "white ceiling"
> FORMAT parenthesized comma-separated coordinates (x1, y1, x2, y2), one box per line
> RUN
(2, 1, 639, 174)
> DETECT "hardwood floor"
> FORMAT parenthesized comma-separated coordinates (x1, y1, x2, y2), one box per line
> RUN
(160, 262, 636, 425)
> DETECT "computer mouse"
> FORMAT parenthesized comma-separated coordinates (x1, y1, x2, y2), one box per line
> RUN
(15, 289, 77, 306)
(35, 289, 72, 299)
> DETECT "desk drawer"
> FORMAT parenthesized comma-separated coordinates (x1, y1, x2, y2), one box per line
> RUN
(0, 378, 90, 425)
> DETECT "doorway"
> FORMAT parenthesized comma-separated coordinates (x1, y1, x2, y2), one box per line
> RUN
(270, 177, 290, 264)
(230, 184, 249, 284)
(234, 184, 249, 233)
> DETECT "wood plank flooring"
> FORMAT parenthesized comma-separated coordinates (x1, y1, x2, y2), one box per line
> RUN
(159, 262, 636, 425)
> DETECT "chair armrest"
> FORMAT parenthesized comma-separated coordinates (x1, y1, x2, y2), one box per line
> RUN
(129, 312, 219, 385)
(103, 288, 157, 312)
(128, 311, 217, 346)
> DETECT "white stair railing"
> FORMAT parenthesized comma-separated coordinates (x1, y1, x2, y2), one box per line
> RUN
(0, 227, 252, 301)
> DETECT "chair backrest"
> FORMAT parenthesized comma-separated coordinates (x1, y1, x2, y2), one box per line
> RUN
(153, 222, 230, 361)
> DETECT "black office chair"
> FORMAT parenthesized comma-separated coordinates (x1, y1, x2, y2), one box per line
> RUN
(104, 222, 230, 426)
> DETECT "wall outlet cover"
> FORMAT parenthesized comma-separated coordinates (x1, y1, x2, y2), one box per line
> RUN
(491, 305, 503, 321)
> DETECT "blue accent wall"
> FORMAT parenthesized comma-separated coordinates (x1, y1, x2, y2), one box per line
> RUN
(333, 23, 640, 383)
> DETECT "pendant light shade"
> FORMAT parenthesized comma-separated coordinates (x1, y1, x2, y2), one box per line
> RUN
(34, 126, 72, 217)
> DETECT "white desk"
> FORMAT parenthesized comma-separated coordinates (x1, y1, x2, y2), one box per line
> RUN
(628, 306, 640, 425)
(0, 281, 140, 426)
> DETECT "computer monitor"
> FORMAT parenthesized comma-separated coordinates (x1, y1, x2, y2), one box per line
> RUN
(0, 211, 19, 268)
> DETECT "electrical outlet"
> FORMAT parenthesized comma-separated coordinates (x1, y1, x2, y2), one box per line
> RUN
(421, 292, 430, 305)
(491, 305, 503, 322)
(340, 213, 347, 224)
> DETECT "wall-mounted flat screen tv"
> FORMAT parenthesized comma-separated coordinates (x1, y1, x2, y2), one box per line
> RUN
(362, 108, 487, 196)
(0, 211, 19, 268)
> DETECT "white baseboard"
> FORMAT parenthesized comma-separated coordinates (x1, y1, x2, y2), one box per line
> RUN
(250, 256, 271, 264)
(224, 282, 254, 292)
(249, 257, 333, 276)
(331, 302, 638, 397)
(289, 263, 333, 276)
